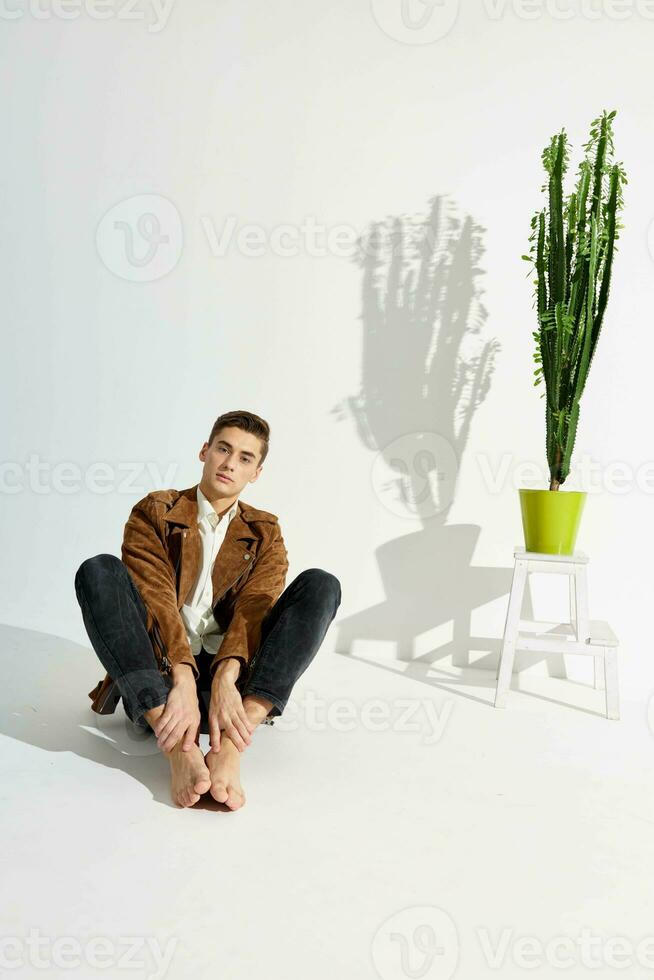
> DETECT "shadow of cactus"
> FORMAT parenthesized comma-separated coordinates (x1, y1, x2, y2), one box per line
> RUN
(329, 196, 536, 681)
(332, 195, 499, 524)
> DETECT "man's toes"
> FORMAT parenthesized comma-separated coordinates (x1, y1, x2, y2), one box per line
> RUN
(226, 788, 245, 810)
(210, 780, 229, 804)
(194, 775, 211, 795)
(175, 785, 199, 807)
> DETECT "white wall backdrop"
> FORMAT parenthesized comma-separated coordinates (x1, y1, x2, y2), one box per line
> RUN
(2, 0, 653, 701)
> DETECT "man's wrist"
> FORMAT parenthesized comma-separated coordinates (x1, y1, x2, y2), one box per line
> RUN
(213, 657, 241, 683)
(171, 662, 196, 683)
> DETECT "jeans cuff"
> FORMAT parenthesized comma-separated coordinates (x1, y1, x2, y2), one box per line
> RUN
(241, 686, 285, 720)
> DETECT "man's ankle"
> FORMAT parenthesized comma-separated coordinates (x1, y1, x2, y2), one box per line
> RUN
(243, 694, 274, 725)
(142, 703, 165, 729)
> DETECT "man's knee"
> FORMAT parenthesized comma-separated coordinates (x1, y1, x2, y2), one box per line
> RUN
(74, 553, 122, 594)
(297, 568, 341, 609)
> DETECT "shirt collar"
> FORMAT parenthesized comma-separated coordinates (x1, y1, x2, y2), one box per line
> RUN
(196, 484, 239, 529)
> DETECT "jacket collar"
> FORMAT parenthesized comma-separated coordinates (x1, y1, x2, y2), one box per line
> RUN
(163, 483, 276, 531)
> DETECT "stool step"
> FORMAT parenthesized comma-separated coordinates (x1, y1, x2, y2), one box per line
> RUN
(515, 619, 618, 656)
(587, 620, 618, 647)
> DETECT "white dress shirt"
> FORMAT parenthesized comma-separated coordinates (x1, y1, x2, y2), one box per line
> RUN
(180, 485, 239, 659)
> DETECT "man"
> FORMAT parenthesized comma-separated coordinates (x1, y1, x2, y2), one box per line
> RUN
(74, 410, 341, 810)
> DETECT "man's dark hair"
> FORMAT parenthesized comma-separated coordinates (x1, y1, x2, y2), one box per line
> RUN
(208, 410, 270, 466)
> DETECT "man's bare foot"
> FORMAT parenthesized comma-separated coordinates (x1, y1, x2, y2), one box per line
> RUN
(165, 742, 212, 808)
(204, 739, 246, 810)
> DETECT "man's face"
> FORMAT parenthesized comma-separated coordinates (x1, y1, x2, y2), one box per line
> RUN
(199, 426, 263, 497)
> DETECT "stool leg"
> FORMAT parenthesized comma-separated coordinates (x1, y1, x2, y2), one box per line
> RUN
(545, 576, 567, 679)
(604, 646, 620, 720)
(494, 559, 528, 709)
(569, 562, 602, 688)
(574, 563, 590, 642)
(494, 581, 528, 680)
(569, 573, 577, 626)
(573, 562, 602, 688)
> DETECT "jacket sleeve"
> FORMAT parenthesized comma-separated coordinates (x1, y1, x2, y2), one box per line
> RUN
(121, 496, 199, 680)
(209, 522, 289, 680)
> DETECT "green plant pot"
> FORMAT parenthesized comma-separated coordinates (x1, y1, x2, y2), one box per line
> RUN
(519, 488, 586, 555)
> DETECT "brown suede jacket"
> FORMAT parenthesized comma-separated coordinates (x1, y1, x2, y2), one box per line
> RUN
(87, 483, 288, 714)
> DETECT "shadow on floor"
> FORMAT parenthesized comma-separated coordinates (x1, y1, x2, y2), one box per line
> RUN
(0, 623, 255, 809)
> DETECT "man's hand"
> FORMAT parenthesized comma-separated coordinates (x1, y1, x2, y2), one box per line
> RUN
(152, 664, 201, 753)
(208, 658, 254, 753)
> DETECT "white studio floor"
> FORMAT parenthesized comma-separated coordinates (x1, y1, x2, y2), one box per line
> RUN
(2, 623, 654, 980)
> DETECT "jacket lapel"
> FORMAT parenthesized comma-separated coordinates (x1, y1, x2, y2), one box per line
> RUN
(163, 484, 259, 608)
(210, 514, 258, 602)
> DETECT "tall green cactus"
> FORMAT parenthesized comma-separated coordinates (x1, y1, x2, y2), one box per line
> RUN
(525, 110, 627, 490)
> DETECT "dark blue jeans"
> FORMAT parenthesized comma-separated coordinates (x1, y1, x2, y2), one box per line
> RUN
(74, 554, 341, 734)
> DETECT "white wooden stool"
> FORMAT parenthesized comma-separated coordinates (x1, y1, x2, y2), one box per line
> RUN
(494, 547, 619, 719)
